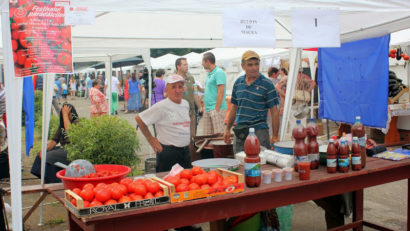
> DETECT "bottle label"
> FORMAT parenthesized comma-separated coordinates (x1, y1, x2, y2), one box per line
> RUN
(358, 137, 366, 147)
(244, 163, 261, 177)
(352, 156, 361, 165)
(327, 159, 337, 167)
(338, 158, 349, 167)
(308, 153, 319, 162)
(294, 155, 308, 166)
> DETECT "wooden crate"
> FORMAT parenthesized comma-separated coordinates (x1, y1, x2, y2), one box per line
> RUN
(152, 168, 244, 203)
(65, 179, 170, 218)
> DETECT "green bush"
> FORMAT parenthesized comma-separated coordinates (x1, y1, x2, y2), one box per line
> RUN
(30, 114, 60, 155)
(65, 115, 140, 168)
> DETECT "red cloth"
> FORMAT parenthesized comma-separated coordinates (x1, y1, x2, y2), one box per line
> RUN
(124, 80, 129, 100)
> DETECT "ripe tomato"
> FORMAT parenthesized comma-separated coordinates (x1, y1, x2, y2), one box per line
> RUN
(180, 169, 193, 179)
(134, 184, 147, 196)
(404, 55, 409, 60)
(110, 186, 124, 200)
(129, 193, 143, 201)
(189, 183, 200, 191)
(208, 170, 218, 176)
(144, 192, 154, 199)
(71, 198, 77, 207)
(118, 195, 131, 203)
(178, 178, 190, 185)
(176, 183, 189, 192)
(120, 178, 133, 187)
(79, 189, 94, 202)
(83, 201, 90, 208)
(60, 27, 71, 40)
(118, 184, 128, 195)
(11, 40, 18, 51)
(46, 26, 60, 41)
(195, 174, 208, 185)
(72, 188, 81, 195)
(96, 183, 107, 189)
(90, 200, 103, 207)
(201, 184, 211, 189)
(56, 51, 72, 66)
(154, 191, 164, 197)
(192, 166, 203, 176)
(95, 188, 111, 203)
(11, 30, 19, 40)
(147, 182, 160, 194)
(165, 175, 180, 186)
(207, 174, 217, 185)
(104, 199, 117, 205)
(143, 179, 153, 187)
(16, 50, 27, 66)
(134, 178, 144, 184)
(13, 52, 17, 63)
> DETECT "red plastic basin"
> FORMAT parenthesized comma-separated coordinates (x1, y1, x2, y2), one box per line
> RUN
(56, 164, 131, 190)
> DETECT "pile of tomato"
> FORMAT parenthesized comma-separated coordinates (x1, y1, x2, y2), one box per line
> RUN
(164, 167, 238, 192)
(81, 170, 120, 178)
(71, 178, 164, 208)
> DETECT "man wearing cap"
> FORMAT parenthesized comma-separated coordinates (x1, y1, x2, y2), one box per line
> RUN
(135, 74, 191, 172)
(224, 50, 280, 152)
(223, 51, 281, 230)
(201, 52, 227, 135)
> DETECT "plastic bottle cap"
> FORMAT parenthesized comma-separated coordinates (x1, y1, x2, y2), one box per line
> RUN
(329, 139, 334, 143)
(353, 137, 358, 140)
(309, 118, 314, 122)
(356, 116, 361, 120)
(296, 120, 301, 124)
(249, 128, 255, 133)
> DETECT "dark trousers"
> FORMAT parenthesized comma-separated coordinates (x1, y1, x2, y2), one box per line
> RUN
(156, 144, 192, 172)
(314, 195, 345, 229)
(30, 147, 69, 183)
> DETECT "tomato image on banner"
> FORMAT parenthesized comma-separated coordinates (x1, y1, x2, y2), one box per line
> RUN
(9, 0, 72, 78)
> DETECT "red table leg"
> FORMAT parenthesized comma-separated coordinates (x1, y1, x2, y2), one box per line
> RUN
(353, 190, 364, 231)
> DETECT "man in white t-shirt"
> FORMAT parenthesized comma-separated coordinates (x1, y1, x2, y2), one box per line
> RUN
(105, 76, 121, 115)
(135, 74, 191, 172)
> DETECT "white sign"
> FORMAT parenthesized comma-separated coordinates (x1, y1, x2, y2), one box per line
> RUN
(64, 6, 95, 25)
(223, 9, 276, 47)
(292, 9, 340, 48)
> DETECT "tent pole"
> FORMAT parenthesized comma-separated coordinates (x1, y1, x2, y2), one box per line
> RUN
(279, 48, 302, 141)
(308, 54, 317, 119)
(105, 56, 113, 114)
(39, 73, 54, 226)
(2, 6, 24, 231)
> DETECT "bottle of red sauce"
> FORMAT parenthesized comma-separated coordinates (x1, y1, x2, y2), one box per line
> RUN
(352, 116, 366, 168)
(338, 139, 350, 173)
(331, 136, 339, 150)
(293, 120, 307, 172)
(244, 128, 261, 187)
(306, 118, 319, 169)
(327, 139, 337, 173)
(351, 137, 362, 171)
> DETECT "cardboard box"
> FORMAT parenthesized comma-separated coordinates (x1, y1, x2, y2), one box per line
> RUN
(152, 168, 244, 203)
(65, 179, 170, 218)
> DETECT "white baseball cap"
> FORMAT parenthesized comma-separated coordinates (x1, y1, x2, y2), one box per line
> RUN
(165, 74, 185, 85)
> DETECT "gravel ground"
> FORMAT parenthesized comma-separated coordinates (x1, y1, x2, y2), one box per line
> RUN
(0, 96, 407, 231)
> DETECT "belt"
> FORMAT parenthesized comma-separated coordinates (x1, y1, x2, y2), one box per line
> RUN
(161, 144, 189, 151)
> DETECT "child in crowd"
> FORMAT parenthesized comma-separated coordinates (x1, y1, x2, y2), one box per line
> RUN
(62, 82, 68, 103)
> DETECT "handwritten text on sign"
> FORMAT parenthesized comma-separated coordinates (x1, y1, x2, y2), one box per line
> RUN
(291, 9, 340, 48)
(223, 9, 275, 47)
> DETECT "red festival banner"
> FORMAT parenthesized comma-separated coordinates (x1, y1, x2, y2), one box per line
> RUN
(9, 0, 73, 78)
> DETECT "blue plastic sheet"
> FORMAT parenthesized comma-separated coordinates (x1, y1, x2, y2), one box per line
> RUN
(318, 35, 390, 128)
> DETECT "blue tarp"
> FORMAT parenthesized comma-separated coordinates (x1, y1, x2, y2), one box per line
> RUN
(318, 35, 390, 128)
(23, 76, 35, 156)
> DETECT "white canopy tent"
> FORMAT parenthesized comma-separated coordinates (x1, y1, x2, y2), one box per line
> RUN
(0, 0, 409, 230)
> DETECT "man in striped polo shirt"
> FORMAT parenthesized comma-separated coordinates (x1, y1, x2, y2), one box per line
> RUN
(224, 50, 280, 153)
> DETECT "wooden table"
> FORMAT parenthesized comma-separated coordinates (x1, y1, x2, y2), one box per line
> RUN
(48, 157, 410, 231)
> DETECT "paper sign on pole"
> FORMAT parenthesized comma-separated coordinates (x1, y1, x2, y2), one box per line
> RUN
(223, 9, 275, 47)
(292, 9, 340, 48)
(9, 0, 73, 78)
(64, 6, 95, 25)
